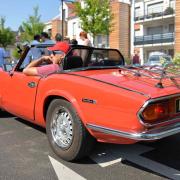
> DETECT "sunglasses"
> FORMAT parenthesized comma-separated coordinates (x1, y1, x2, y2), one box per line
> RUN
(49, 50, 65, 56)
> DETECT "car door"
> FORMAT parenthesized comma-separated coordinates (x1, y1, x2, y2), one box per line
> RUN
(2, 71, 41, 122)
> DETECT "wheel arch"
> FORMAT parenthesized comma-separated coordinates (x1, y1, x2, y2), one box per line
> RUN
(43, 95, 67, 121)
(42, 93, 86, 126)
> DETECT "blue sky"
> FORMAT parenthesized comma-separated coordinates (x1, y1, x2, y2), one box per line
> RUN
(0, 0, 60, 31)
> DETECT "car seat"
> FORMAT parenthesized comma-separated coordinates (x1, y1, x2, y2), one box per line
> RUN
(63, 56, 83, 70)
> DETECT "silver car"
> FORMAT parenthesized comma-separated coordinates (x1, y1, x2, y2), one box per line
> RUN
(146, 52, 172, 66)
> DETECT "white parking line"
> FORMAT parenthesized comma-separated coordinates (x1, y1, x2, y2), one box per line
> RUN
(49, 156, 86, 180)
(90, 150, 122, 167)
(90, 144, 180, 180)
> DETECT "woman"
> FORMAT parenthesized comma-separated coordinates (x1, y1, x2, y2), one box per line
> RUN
(79, 31, 92, 46)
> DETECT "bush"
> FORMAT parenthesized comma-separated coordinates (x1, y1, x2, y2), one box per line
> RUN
(12, 48, 21, 60)
(125, 57, 132, 65)
(173, 53, 180, 66)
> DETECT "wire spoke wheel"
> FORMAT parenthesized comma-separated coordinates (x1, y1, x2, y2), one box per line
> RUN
(51, 108, 73, 149)
(46, 99, 95, 161)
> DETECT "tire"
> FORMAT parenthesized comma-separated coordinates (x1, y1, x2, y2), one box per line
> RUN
(46, 99, 95, 161)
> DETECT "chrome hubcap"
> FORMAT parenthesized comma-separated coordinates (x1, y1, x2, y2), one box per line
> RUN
(51, 108, 73, 148)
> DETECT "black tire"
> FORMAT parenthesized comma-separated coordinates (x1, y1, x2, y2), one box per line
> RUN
(46, 99, 95, 161)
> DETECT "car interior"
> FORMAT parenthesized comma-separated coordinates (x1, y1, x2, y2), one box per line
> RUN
(2, 45, 125, 73)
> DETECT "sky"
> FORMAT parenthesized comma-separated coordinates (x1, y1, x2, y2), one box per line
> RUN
(0, 0, 60, 31)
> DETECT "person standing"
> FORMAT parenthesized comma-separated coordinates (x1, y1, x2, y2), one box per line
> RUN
(30, 34, 42, 60)
(41, 32, 55, 44)
(0, 46, 7, 67)
(51, 33, 70, 54)
(132, 50, 141, 65)
(79, 31, 92, 46)
(55, 33, 63, 42)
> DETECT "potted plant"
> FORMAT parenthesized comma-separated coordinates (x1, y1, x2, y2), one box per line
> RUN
(164, 7, 174, 15)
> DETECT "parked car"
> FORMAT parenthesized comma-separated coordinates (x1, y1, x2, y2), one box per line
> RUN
(145, 52, 172, 66)
(0, 44, 179, 161)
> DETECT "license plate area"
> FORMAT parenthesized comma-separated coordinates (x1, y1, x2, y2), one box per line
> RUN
(176, 99, 180, 113)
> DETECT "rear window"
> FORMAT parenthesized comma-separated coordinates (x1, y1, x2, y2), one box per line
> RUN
(149, 55, 171, 62)
(162, 56, 171, 61)
(149, 55, 160, 61)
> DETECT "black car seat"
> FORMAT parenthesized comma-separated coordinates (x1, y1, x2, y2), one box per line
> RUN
(63, 56, 83, 70)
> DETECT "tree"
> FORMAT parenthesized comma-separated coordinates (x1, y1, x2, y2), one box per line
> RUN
(173, 53, 180, 66)
(0, 17, 15, 48)
(74, 0, 113, 44)
(20, 6, 45, 42)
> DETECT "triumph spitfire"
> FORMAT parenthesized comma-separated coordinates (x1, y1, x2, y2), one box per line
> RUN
(0, 44, 179, 161)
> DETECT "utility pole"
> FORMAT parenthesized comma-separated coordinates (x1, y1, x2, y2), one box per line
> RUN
(61, 0, 64, 40)
(59, 0, 74, 40)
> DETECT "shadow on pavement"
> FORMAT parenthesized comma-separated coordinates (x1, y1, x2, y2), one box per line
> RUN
(14, 117, 46, 134)
(0, 110, 15, 118)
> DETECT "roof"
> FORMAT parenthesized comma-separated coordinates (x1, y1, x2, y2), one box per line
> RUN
(65, 2, 77, 19)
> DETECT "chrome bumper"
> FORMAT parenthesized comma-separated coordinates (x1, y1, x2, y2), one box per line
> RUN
(86, 123, 180, 141)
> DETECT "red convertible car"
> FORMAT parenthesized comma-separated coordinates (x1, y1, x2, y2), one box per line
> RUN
(0, 44, 179, 161)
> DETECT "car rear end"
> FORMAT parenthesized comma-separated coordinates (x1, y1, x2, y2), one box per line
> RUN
(135, 93, 180, 140)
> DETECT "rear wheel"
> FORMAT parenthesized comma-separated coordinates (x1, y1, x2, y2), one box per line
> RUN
(46, 99, 95, 161)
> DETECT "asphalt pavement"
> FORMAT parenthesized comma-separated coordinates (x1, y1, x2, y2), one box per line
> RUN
(0, 111, 180, 180)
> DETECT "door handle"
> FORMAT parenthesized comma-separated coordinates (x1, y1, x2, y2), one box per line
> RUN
(28, 82, 36, 88)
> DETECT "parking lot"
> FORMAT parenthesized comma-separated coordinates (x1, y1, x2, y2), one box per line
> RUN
(0, 111, 180, 180)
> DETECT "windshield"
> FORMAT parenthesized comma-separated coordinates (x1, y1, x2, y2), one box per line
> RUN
(149, 55, 171, 62)
(15, 45, 125, 72)
(162, 56, 171, 61)
(68, 47, 124, 68)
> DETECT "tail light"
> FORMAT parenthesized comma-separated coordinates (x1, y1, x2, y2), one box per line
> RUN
(142, 101, 169, 122)
(140, 97, 180, 125)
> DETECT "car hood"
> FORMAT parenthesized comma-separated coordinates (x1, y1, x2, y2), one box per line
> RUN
(71, 68, 180, 98)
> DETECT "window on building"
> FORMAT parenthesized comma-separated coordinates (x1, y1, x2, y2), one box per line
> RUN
(135, 29, 141, 36)
(135, 6, 141, 17)
(147, 26, 163, 35)
(147, 1, 163, 15)
(72, 22, 76, 36)
(169, 24, 175, 33)
(94, 35, 109, 48)
(170, 0, 175, 9)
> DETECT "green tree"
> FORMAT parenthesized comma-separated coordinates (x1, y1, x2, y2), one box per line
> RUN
(74, 0, 113, 44)
(0, 17, 15, 48)
(20, 6, 45, 42)
(173, 53, 180, 66)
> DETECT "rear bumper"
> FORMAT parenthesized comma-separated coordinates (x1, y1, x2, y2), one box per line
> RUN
(86, 123, 180, 141)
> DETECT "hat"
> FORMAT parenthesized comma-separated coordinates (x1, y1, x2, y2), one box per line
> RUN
(48, 42, 70, 54)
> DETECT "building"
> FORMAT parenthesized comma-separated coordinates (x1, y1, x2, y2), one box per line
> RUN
(67, 0, 131, 58)
(134, 0, 176, 63)
(44, 2, 73, 40)
(110, 0, 131, 59)
(44, 0, 132, 59)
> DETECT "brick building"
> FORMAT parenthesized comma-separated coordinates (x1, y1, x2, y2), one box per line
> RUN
(109, 0, 131, 59)
(44, 0, 131, 59)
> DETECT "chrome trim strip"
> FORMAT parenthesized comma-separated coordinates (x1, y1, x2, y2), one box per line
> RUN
(138, 93, 180, 127)
(87, 123, 180, 141)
